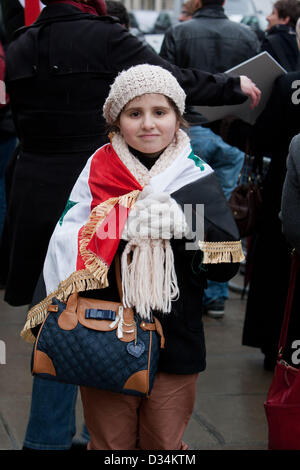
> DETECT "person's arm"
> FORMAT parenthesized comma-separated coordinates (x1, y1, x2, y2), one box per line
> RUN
(107, 24, 260, 108)
(281, 135, 300, 254)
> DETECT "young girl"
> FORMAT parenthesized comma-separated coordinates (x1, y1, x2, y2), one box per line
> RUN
(22, 64, 244, 450)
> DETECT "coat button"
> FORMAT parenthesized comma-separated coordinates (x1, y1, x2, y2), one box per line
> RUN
(52, 65, 59, 72)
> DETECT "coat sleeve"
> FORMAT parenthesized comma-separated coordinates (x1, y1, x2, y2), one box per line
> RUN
(281, 134, 300, 254)
(171, 171, 243, 283)
(106, 24, 248, 107)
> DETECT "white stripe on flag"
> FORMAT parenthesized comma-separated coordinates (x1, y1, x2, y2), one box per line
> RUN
(43, 156, 94, 294)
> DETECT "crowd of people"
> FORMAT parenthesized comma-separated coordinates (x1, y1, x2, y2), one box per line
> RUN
(0, 0, 299, 451)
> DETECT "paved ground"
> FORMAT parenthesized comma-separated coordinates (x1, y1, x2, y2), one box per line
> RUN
(0, 273, 273, 451)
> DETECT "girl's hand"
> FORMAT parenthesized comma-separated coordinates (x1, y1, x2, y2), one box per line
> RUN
(122, 188, 190, 240)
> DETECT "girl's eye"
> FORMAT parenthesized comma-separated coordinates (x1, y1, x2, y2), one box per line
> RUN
(129, 111, 140, 118)
(155, 110, 165, 116)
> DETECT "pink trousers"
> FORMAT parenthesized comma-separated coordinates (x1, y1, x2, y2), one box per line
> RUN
(80, 371, 198, 450)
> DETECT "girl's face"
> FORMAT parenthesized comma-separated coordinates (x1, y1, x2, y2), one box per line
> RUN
(119, 94, 180, 157)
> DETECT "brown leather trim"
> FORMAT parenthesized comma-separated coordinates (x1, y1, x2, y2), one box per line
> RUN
(58, 309, 78, 330)
(140, 318, 165, 349)
(146, 331, 152, 397)
(154, 317, 165, 349)
(77, 297, 121, 331)
(47, 305, 58, 312)
(140, 322, 156, 331)
(32, 350, 56, 376)
(57, 293, 79, 330)
(76, 297, 135, 342)
(123, 369, 148, 394)
(32, 312, 50, 375)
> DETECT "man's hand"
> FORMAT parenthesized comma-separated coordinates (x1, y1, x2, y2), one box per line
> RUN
(240, 75, 261, 109)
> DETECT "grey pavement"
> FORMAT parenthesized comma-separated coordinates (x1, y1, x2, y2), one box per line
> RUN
(0, 273, 273, 451)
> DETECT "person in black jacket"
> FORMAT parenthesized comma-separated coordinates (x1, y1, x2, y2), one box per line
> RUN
(0, 40, 17, 239)
(262, 0, 300, 71)
(240, 70, 300, 370)
(160, 0, 260, 74)
(0, 0, 25, 43)
(223, 17, 300, 370)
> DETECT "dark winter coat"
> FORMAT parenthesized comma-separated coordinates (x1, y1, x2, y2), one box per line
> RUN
(281, 137, 300, 365)
(241, 72, 300, 358)
(261, 24, 300, 72)
(1, 3, 248, 306)
(159, 4, 260, 124)
(281, 133, 300, 255)
(160, 5, 260, 73)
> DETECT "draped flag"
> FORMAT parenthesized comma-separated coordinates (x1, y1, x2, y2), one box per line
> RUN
(18, 0, 42, 25)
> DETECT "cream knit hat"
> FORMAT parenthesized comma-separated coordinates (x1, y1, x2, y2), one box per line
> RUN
(103, 64, 186, 124)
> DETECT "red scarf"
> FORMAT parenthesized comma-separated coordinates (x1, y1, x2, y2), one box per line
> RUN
(25, 0, 41, 25)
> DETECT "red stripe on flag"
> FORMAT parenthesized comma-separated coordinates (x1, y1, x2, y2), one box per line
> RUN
(25, 0, 41, 26)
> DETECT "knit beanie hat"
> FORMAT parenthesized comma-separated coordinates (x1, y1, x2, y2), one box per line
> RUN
(103, 64, 186, 124)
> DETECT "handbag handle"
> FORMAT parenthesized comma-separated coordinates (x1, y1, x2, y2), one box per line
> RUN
(64, 253, 123, 312)
(278, 251, 300, 356)
(114, 253, 123, 303)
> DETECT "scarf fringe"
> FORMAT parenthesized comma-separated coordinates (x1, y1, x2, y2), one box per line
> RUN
(121, 238, 179, 320)
(20, 269, 106, 343)
(79, 190, 140, 278)
(198, 240, 245, 264)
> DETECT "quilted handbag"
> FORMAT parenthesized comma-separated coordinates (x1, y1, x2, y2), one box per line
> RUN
(264, 252, 300, 449)
(31, 255, 164, 397)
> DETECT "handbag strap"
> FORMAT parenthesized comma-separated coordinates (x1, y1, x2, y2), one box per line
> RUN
(114, 253, 123, 303)
(278, 251, 300, 356)
(64, 253, 123, 311)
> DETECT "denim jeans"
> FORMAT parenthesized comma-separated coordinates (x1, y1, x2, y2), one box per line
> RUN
(189, 126, 244, 304)
(203, 279, 228, 305)
(23, 376, 89, 450)
(189, 126, 244, 200)
(0, 137, 17, 238)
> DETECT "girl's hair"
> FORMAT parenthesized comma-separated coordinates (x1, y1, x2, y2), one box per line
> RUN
(166, 97, 189, 129)
(107, 95, 189, 135)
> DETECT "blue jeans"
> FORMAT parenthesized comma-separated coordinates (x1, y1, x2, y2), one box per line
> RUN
(189, 126, 244, 200)
(189, 126, 244, 304)
(203, 279, 228, 305)
(24, 376, 89, 450)
(0, 137, 17, 238)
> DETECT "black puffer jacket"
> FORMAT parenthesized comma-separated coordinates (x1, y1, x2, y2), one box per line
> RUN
(160, 5, 260, 73)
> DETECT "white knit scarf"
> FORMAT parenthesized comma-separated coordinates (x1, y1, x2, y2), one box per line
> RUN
(112, 130, 190, 319)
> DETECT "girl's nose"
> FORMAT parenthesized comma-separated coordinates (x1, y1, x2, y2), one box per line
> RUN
(142, 113, 155, 129)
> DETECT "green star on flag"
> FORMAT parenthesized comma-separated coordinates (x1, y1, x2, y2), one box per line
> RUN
(188, 150, 205, 171)
(59, 199, 78, 226)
